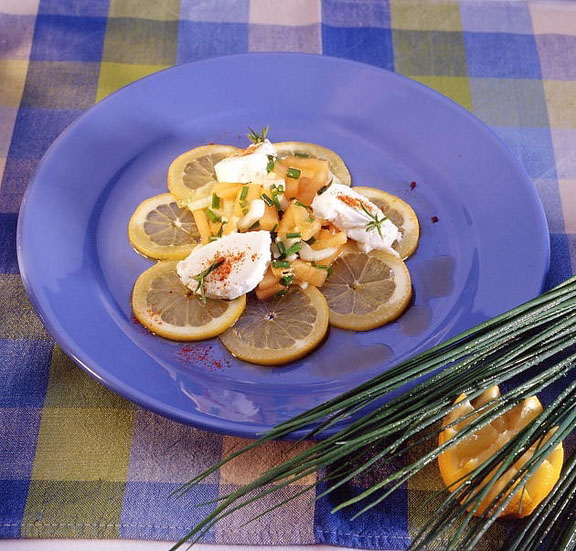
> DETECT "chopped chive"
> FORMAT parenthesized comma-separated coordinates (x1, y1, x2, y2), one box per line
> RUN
(240, 186, 249, 200)
(312, 262, 333, 275)
(284, 242, 302, 256)
(286, 232, 301, 239)
(205, 208, 221, 222)
(286, 167, 301, 179)
(242, 206, 249, 215)
(271, 193, 281, 210)
(280, 274, 294, 287)
(295, 152, 311, 158)
(277, 184, 285, 192)
(294, 200, 308, 209)
(271, 224, 278, 233)
(317, 181, 333, 195)
(209, 236, 218, 242)
(277, 241, 286, 257)
(248, 221, 259, 231)
(306, 236, 316, 245)
(211, 193, 220, 209)
(274, 289, 288, 299)
(217, 223, 225, 237)
(273, 260, 290, 269)
(307, 215, 315, 223)
(261, 193, 275, 208)
(266, 155, 276, 173)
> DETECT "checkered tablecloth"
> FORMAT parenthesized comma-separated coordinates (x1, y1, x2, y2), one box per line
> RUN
(1, 0, 575, 549)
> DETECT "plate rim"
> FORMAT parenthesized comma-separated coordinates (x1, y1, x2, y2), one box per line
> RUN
(16, 52, 550, 438)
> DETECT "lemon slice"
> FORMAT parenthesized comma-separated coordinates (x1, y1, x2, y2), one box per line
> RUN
(128, 193, 202, 260)
(167, 144, 239, 203)
(219, 286, 330, 365)
(320, 247, 412, 330)
(354, 186, 420, 260)
(132, 260, 246, 341)
(273, 141, 352, 186)
(438, 386, 564, 518)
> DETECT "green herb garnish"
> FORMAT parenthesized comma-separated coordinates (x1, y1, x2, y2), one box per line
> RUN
(246, 125, 269, 144)
(191, 259, 224, 304)
(261, 193, 275, 208)
(211, 193, 220, 209)
(286, 232, 301, 239)
(295, 152, 311, 158)
(273, 260, 291, 269)
(266, 155, 276, 173)
(284, 242, 302, 256)
(306, 236, 316, 245)
(294, 200, 308, 209)
(274, 289, 288, 299)
(239, 186, 249, 201)
(286, 167, 301, 179)
(271, 224, 278, 234)
(276, 241, 286, 257)
(317, 179, 333, 195)
(280, 274, 294, 287)
(247, 221, 259, 231)
(205, 208, 221, 223)
(360, 202, 387, 238)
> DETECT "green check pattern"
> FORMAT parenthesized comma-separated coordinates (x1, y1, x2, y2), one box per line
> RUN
(1, 0, 575, 548)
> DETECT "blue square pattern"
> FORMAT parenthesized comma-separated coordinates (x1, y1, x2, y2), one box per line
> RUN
(30, 14, 107, 62)
(120, 481, 218, 541)
(0, 213, 18, 273)
(464, 32, 541, 79)
(314, 482, 408, 550)
(0, 407, 44, 479)
(0, 479, 31, 538)
(322, 26, 394, 70)
(491, 126, 556, 181)
(177, 21, 248, 64)
(38, 0, 110, 17)
(8, 108, 82, 161)
(322, 0, 391, 29)
(545, 233, 575, 291)
(0, 339, 53, 407)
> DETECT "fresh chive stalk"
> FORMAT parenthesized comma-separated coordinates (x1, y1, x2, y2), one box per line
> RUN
(276, 241, 286, 257)
(280, 274, 294, 287)
(295, 152, 311, 158)
(240, 186, 249, 201)
(170, 276, 576, 551)
(247, 221, 259, 231)
(205, 208, 221, 222)
(284, 242, 301, 256)
(273, 260, 291, 269)
(286, 167, 301, 179)
(211, 193, 220, 209)
(286, 232, 301, 239)
(261, 193, 275, 208)
(266, 155, 276, 173)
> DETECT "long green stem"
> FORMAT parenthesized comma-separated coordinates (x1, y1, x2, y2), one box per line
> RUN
(171, 277, 576, 550)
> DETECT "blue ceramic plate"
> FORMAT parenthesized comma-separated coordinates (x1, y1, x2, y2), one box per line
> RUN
(18, 54, 549, 438)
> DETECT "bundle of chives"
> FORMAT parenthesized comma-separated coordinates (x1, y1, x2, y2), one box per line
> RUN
(171, 276, 576, 551)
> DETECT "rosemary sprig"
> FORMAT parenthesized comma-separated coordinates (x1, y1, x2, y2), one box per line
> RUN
(360, 202, 387, 237)
(170, 276, 576, 550)
(246, 125, 269, 144)
(191, 259, 224, 304)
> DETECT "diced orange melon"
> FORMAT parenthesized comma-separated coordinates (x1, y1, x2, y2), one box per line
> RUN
(212, 182, 242, 200)
(259, 204, 280, 231)
(192, 209, 211, 244)
(291, 259, 328, 287)
(208, 220, 223, 236)
(233, 184, 262, 217)
(311, 230, 347, 250)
